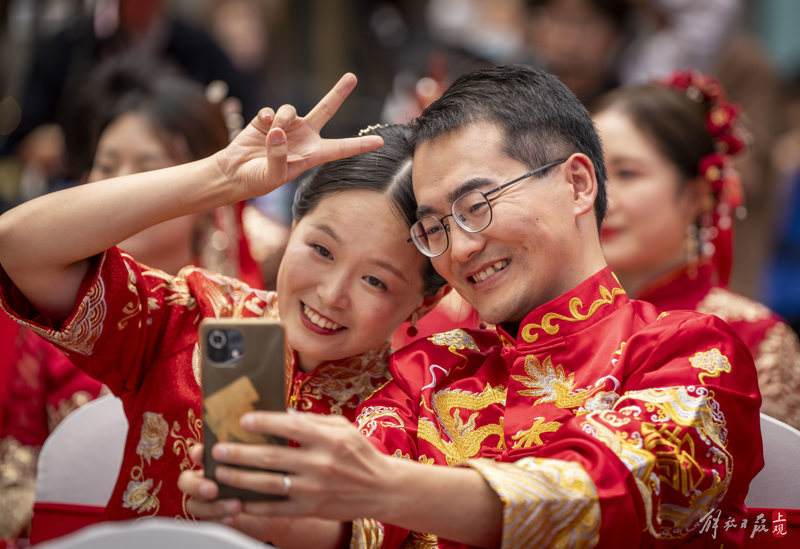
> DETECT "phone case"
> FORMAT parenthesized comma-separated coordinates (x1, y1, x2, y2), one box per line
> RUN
(200, 317, 287, 500)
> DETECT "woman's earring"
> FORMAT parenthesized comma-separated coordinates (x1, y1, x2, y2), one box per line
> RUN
(685, 222, 699, 265)
(406, 311, 419, 338)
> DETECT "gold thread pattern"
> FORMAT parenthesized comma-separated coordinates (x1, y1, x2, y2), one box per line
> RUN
(350, 518, 385, 548)
(521, 285, 625, 343)
(468, 456, 599, 548)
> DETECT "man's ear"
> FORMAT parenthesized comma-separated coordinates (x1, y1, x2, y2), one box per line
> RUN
(408, 284, 452, 322)
(565, 153, 597, 217)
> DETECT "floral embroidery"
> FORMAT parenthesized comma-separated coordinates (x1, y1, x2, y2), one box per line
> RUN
(136, 412, 169, 464)
(122, 478, 160, 513)
(754, 322, 800, 428)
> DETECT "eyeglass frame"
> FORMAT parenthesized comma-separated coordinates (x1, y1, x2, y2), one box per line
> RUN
(409, 157, 568, 258)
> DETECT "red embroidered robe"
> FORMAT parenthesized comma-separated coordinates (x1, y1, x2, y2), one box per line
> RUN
(350, 267, 763, 548)
(0, 247, 392, 526)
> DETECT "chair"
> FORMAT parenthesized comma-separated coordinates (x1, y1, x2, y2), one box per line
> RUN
(31, 393, 129, 543)
(34, 518, 275, 549)
(745, 413, 800, 509)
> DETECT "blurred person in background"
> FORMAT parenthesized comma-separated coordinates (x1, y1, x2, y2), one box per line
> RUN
(0, 0, 260, 210)
(591, 69, 800, 429)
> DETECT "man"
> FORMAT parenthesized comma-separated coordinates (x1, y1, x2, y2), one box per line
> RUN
(181, 65, 762, 548)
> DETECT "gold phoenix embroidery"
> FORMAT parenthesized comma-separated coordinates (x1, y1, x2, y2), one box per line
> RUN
(512, 354, 604, 409)
(521, 284, 625, 343)
(418, 384, 506, 465)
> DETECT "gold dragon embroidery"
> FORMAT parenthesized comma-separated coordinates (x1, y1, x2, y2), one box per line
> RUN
(418, 384, 506, 465)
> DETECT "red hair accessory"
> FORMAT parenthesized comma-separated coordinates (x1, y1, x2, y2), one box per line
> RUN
(661, 69, 749, 287)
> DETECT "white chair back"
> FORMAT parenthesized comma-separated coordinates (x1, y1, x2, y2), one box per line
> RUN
(745, 413, 800, 509)
(35, 393, 128, 506)
(35, 517, 274, 548)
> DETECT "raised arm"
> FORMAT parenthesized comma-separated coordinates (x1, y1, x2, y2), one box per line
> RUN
(0, 73, 382, 322)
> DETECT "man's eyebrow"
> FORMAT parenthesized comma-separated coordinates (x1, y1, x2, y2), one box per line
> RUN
(416, 177, 495, 218)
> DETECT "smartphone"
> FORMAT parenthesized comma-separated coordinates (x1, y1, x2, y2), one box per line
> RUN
(200, 317, 287, 500)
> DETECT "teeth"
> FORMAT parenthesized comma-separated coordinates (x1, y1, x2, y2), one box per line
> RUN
(472, 260, 510, 283)
(303, 304, 343, 331)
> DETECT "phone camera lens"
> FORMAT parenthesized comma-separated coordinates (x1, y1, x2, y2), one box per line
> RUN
(208, 329, 227, 350)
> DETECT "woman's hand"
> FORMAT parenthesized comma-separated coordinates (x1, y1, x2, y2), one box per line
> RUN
(180, 441, 349, 548)
(215, 73, 384, 200)
(179, 443, 296, 543)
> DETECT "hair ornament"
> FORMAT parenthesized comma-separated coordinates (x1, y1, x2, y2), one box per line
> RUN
(661, 69, 749, 286)
(358, 123, 390, 137)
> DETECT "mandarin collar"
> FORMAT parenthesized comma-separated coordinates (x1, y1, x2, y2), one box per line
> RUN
(496, 266, 627, 348)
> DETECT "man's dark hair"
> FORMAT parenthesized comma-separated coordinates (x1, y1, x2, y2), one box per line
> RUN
(411, 64, 607, 227)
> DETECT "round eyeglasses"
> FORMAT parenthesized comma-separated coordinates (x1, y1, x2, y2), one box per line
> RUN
(409, 158, 567, 257)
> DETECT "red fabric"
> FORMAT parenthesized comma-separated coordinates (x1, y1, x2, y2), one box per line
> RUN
(0, 313, 21, 434)
(29, 502, 104, 545)
(0, 247, 393, 525)
(392, 295, 482, 350)
(233, 201, 264, 289)
(355, 267, 763, 547)
(637, 262, 800, 429)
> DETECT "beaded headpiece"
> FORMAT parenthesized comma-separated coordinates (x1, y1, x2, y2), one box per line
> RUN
(358, 123, 390, 137)
(660, 69, 749, 286)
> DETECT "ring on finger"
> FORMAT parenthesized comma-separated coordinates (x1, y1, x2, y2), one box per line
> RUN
(282, 473, 292, 496)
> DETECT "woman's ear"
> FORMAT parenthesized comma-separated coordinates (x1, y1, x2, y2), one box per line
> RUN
(408, 284, 452, 323)
(685, 176, 713, 218)
(565, 153, 597, 217)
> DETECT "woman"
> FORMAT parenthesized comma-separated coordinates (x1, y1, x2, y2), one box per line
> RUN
(591, 69, 800, 428)
(0, 74, 446, 533)
(1, 55, 251, 543)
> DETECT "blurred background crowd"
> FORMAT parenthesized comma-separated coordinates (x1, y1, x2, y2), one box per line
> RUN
(0, 0, 799, 332)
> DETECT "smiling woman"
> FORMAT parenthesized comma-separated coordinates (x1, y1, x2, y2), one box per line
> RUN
(0, 75, 446, 532)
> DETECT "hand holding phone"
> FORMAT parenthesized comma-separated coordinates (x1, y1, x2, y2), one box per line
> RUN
(200, 318, 287, 500)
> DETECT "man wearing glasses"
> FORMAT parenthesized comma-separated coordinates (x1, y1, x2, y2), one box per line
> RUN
(184, 65, 763, 549)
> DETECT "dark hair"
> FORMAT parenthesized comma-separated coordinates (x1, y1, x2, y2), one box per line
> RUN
(292, 124, 446, 297)
(63, 54, 230, 175)
(590, 83, 714, 186)
(410, 63, 608, 227)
